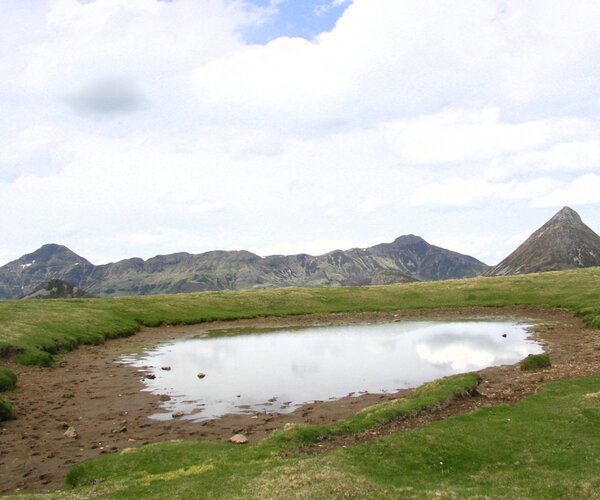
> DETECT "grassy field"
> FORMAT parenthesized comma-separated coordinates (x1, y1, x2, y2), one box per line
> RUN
(1, 267, 599, 366)
(1, 268, 599, 497)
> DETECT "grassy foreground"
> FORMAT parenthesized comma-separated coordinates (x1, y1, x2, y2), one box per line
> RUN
(39, 374, 599, 499)
(1, 267, 600, 366)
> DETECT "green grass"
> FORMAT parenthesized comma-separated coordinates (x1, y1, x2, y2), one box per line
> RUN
(265, 373, 480, 450)
(0, 396, 13, 421)
(55, 375, 600, 499)
(521, 353, 552, 371)
(62, 373, 481, 497)
(1, 267, 600, 365)
(0, 365, 17, 391)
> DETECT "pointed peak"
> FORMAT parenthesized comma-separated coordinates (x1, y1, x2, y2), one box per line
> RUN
(548, 206, 582, 225)
(16, 243, 92, 267)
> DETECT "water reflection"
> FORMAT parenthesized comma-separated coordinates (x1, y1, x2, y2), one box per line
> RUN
(122, 321, 542, 421)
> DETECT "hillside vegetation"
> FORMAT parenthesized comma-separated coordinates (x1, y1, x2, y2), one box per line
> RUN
(1, 267, 599, 366)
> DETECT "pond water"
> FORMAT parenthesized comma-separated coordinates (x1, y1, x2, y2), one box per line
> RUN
(121, 321, 543, 421)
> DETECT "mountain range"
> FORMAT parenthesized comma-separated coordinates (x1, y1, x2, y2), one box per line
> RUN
(2, 206, 599, 300)
(0, 235, 487, 300)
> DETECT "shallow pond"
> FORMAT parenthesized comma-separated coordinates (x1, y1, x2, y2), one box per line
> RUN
(121, 320, 543, 421)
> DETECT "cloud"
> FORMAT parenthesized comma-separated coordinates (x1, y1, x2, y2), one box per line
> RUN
(411, 178, 492, 207)
(64, 76, 146, 115)
(411, 176, 562, 207)
(381, 108, 593, 166)
(315, 0, 351, 16)
(532, 174, 600, 207)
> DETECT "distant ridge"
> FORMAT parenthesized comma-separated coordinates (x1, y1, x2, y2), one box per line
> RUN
(486, 206, 600, 276)
(0, 236, 488, 299)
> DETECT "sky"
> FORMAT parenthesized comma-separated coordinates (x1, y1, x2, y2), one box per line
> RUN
(1, 0, 600, 267)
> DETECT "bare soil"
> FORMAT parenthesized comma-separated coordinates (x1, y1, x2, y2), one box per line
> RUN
(1, 307, 599, 494)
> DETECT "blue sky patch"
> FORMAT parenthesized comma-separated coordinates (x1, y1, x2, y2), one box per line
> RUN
(242, 0, 351, 44)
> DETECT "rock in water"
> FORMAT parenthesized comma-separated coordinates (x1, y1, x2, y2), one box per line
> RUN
(197, 372, 206, 379)
(229, 434, 249, 445)
(64, 426, 79, 439)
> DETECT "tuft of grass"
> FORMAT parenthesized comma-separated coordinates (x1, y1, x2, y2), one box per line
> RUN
(520, 353, 552, 371)
(15, 349, 54, 367)
(0, 396, 13, 421)
(0, 365, 17, 392)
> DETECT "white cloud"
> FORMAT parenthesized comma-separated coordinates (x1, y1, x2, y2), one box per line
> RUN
(411, 176, 562, 208)
(356, 197, 386, 214)
(411, 178, 492, 207)
(532, 174, 600, 208)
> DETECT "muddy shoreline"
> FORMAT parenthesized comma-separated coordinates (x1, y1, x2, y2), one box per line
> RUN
(1, 306, 600, 494)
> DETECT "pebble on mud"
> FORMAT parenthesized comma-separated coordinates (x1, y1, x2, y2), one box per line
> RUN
(197, 372, 206, 379)
(161, 366, 171, 371)
(172, 411, 185, 418)
(63, 427, 79, 439)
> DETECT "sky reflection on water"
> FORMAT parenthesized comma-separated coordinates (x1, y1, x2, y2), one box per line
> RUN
(121, 321, 543, 421)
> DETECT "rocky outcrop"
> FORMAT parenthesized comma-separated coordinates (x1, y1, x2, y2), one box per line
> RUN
(21, 279, 94, 300)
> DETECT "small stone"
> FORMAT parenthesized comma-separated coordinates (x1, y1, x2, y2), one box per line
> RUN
(64, 427, 79, 439)
(229, 434, 249, 445)
(197, 372, 206, 379)
(159, 395, 171, 402)
(502, 333, 507, 338)
(146, 374, 156, 380)
(161, 366, 171, 371)
(172, 411, 185, 418)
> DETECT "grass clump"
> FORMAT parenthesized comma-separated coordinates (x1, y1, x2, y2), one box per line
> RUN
(521, 353, 552, 371)
(15, 349, 54, 367)
(0, 396, 13, 421)
(0, 365, 17, 391)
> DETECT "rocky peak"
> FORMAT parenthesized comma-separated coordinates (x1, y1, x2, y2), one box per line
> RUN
(546, 206, 583, 226)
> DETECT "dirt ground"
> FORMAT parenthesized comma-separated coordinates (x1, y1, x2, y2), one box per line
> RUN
(1, 306, 599, 494)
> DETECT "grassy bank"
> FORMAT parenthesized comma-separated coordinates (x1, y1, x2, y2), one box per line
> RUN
(1, 267, 599, 366)
(63, 373, 481, 496)
(56, 374, 600, 498)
